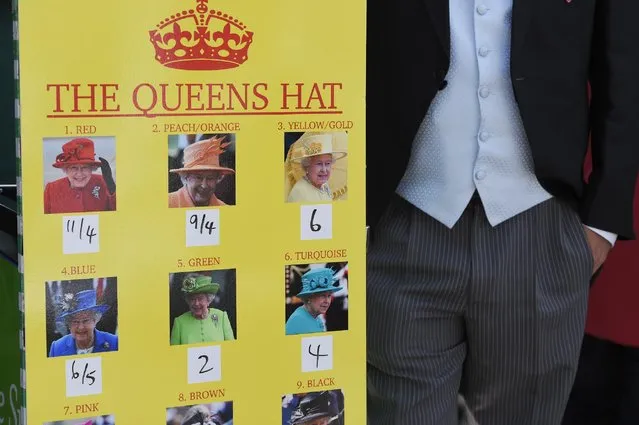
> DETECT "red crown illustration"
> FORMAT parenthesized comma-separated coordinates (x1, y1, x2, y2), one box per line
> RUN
(149, 0, 253, 70)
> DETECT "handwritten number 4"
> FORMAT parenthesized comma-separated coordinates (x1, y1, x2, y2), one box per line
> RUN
(308, 344, 328, 368)
(198, 355, 214, 374)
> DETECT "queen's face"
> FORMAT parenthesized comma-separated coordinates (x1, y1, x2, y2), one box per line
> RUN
(187, 293, 211, 319)
(306, 291, 333, 316)
(305, 154, 333, 188)
(184, 172, 221, 206)
(68, 311, 97, 347)
(64, 165, 94, 189)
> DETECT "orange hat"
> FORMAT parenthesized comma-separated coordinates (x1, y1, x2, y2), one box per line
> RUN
(53, 138, 102, 169)
(170, 136, 235, 175)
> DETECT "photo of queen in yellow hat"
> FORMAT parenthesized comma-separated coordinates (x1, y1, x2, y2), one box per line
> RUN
(285, 132, 348, 203)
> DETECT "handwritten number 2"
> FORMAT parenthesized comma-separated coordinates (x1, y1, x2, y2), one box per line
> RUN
(310, 209, 321, 232)
(198, 355, 214, 374)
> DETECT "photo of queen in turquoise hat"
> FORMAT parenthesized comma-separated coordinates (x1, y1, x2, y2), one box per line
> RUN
(170, 274, 235, 345)
(285, 267, 343, 336)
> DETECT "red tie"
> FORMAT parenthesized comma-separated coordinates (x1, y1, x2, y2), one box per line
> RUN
(96, 278, 104, 302)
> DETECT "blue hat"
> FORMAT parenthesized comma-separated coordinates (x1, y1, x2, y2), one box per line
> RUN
(296, 268, 342, 298)
(56, 289, 110, 321)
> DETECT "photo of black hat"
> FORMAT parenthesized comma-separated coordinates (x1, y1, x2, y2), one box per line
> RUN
(289, 391, 340, 424)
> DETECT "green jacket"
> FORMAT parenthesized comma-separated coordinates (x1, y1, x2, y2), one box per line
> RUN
(170, 308, 234, 345)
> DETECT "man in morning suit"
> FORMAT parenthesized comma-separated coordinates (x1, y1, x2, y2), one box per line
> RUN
(365, 0, 639, 424)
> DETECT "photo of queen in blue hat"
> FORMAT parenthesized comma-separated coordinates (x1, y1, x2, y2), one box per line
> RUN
(48, 289, 118, 358)
(285, 267, 344, 336)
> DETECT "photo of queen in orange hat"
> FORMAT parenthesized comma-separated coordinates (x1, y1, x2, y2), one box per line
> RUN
(43, 137, 116, 214)
(169, 135, 236, 208)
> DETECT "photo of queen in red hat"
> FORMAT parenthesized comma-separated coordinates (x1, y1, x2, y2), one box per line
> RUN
(43, 137, 116, 214)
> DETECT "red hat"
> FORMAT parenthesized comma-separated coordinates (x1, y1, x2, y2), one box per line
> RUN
(53, 138, 102, 169)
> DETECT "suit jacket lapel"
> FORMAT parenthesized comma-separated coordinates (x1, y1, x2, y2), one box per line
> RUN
(421, 0, 451, 56)
(511, 0, 533, 52)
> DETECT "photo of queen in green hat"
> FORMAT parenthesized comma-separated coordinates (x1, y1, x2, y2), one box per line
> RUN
(170, 274, 235, 345)
(285, 267, 344, 336)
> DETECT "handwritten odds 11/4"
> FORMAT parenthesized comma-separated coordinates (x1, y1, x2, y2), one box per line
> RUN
(63, 215, 99, 255)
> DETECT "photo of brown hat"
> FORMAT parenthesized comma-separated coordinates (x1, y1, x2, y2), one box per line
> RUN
(169, 136, 235, 175)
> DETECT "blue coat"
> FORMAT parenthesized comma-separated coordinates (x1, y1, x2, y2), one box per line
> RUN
(285, 306, 326, 335)
(49, 329, 118, 357)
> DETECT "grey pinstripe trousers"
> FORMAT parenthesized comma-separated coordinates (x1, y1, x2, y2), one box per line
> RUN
(367, 194, 594, 425)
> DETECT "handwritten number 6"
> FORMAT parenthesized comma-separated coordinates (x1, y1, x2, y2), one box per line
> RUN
(310, 209, 321, 232)
(198, 354, 214, 374)
(71, 360, 80, 379)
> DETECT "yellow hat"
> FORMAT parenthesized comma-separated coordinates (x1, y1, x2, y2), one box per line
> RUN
(289, 132, 347, 162)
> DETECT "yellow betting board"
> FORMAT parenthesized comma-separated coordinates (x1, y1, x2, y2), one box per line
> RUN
(16, 0, 366, 423)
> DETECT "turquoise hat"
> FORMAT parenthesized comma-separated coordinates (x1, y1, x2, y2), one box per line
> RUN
(297, 268, 342, 298)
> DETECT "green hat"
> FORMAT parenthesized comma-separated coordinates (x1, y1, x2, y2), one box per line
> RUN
(181, 275, 220, 295)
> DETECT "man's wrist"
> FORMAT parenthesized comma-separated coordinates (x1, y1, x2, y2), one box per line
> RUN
(585, 226, 617, 247)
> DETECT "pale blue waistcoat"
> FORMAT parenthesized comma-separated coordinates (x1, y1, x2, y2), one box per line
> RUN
(396, 0, 552, 228)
